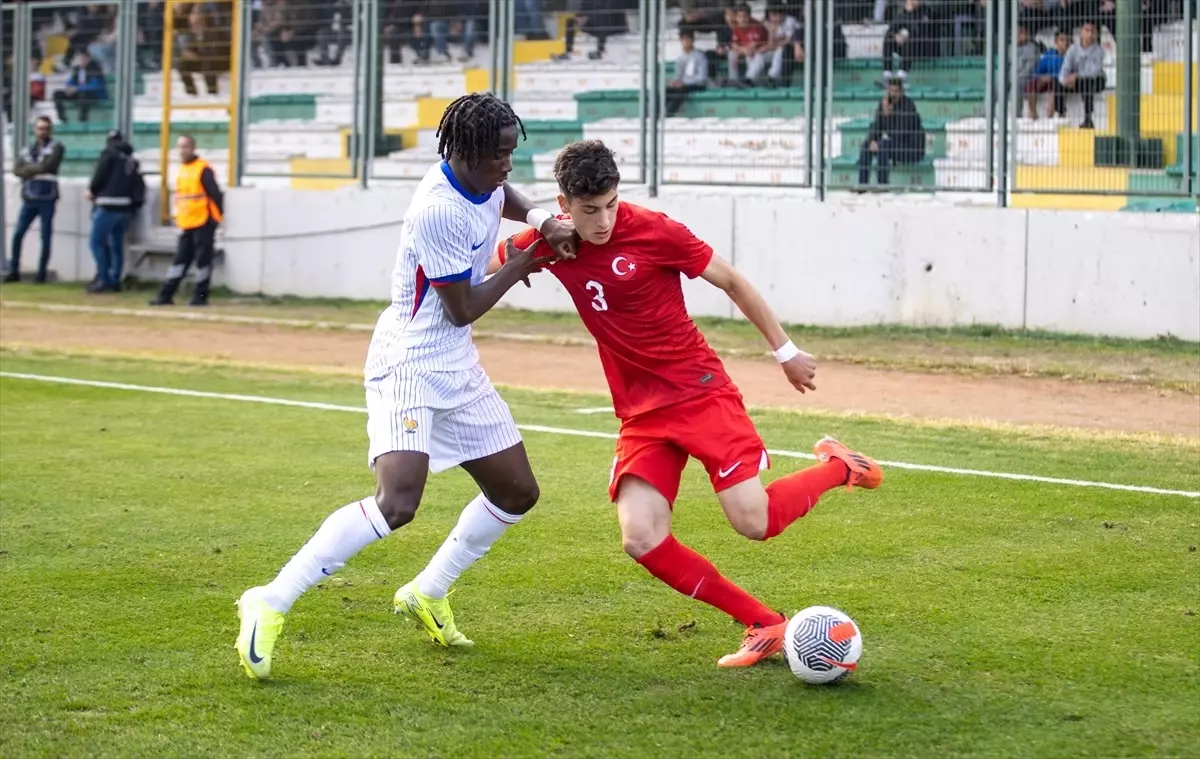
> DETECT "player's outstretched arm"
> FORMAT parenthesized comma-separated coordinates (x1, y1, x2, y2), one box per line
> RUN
(700, 255, 818, 394)
(501, 183, 578, 259)
(436, 237, 544, 327)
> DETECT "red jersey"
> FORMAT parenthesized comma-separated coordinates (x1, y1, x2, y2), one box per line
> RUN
(500, 202, 731, 419)
(732, 21, 769, 48)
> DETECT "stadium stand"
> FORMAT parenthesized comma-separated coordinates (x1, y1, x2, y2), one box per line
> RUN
(3, 0, 1196, 214)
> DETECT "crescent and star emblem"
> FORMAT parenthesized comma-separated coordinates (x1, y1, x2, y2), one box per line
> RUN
(611, 257, 636, 277)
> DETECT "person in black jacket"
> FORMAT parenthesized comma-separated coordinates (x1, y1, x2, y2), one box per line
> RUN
(858, 79, 925, 187)
(85, 130, 145, 293)
(881, 0, 937, 84)
(6, 116, 65, 283)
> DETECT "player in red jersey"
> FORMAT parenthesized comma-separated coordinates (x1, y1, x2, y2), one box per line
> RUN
(494, 140, 884, 668)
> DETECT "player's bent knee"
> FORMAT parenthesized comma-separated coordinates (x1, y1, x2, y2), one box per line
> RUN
(488, 478, 540, 516)
(374, 488, 421, 530)
(620, 520, 669, 559)
(726, 508, 768, 541)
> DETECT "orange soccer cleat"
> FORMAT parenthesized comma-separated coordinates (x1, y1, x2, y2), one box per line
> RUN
(716, 618, 788, 668)
(813, 437, 884, 490)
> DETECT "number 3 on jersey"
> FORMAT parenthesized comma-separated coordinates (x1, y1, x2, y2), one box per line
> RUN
(586, 280, 608, 312)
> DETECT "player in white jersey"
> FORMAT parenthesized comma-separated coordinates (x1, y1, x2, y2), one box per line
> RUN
(233, 93, 577, 680)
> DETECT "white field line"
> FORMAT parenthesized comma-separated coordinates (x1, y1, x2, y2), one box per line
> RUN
(0, 301, 597, 346)
(1, 371, 1197, 499)
(574, 407, 617, 414)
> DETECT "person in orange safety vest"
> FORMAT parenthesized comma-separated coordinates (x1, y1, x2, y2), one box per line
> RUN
(150, 134, 224, 306)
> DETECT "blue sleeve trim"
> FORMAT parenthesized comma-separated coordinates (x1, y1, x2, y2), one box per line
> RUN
(429, 268, 473, 285)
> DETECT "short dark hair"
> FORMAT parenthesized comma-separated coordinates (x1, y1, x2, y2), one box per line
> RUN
(553, 140, 621, 200)
(680, 29, 695, 41)
(436, 92, 526, 169)
(34, 115, 52, 127)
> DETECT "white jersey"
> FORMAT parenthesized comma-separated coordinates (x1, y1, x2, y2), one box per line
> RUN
(365, 162, 504, 379)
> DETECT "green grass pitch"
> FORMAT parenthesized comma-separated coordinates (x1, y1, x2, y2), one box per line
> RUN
(1, 352, 1197, 758)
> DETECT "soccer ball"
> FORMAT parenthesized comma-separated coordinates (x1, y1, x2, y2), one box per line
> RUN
(783, 606, 863, 684)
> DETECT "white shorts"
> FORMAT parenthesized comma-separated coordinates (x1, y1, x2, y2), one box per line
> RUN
(364, 363, 522, 473)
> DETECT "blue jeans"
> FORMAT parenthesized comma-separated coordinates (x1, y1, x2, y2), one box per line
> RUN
(430, 18, 479, 58)
(9, 199, 56, 279)
(514, 0, 546, 38)
(858, 136, 923, 186)
(89, 207, 130, 286)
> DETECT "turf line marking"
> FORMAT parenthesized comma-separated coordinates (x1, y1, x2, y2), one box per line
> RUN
(2, 371, 1197, 499)
(0, 301, 597, 347)
(2, 300, 376, 331)
(574, 407, 616, 414)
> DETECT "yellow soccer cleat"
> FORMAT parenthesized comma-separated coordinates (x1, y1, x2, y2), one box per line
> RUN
(394, 582, 474, 647)
(235, 587, 286, 680)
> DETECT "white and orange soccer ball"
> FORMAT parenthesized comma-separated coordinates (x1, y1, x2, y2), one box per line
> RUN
(783, 606, 863, 684)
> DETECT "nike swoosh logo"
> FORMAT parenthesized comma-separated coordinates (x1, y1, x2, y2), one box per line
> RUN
(321, 568, 332, 576)
(428, 612, 445, 630)
(718, 461, 742, 478)
(248, 621, 263, 664)
(470, 240, 486, 251)
(816, 655, 856, 671)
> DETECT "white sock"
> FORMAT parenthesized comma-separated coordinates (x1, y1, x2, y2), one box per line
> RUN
(261, 496, 392, 613)
(414, 494, 522, 599)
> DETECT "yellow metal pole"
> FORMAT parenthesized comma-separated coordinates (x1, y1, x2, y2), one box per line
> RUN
(227, 0, 243, 188)
(159, 0, 177, 226)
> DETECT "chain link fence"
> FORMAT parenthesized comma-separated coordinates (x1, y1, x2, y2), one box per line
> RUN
(2, 0, 1195, 209)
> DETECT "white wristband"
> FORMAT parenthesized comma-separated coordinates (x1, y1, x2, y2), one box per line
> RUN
(526, 208, 553, 231)
(773, 340, 801, 364)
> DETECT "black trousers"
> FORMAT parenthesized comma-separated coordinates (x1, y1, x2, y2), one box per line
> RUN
(53, 90, 97, 122)
(155, 221, 217, 304)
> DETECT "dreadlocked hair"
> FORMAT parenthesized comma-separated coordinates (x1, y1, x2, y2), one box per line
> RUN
(436, 92, 526, 169)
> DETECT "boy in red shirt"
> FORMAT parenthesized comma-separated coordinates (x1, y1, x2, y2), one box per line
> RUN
(727, 3, 769, 85)
(484, 140, 884, 667)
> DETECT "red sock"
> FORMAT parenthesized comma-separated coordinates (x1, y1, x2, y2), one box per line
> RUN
(763, 460, 850, 539)
(636, 534, 783, 627)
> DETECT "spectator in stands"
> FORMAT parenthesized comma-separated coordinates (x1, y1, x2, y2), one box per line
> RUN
(177, 2, 229, 96)
(259, 0, 303, 68)
(725, 3, 768, 87)
(382, 0, 431, 65)
(316, 0, 353, 67)
(515, 0, 551, 40)
(6, 117, 64, 284)
(87, 7, 119, 74)
(62, 4, 110, 69)
(858, 79, 925, 187)
(85, 130, 145, 293)
(1026, 31, 1069, 119)
(138, 0, 165, 72)
(557, 0, 630, 62)
(1014, 25, 1045, 115)
(428, 1, 485, 64)
(1059, 20, 1104, 129)
(53, 50, 107, 123)
(3, 57, 47, 124)
(150, 135, 224, 307)
(709, 5, 737, 72)
(666, 30, 708, 116)
(678, 0, 730, 38)
(881, 0, 937, 86)
(764, 4, 802, 87)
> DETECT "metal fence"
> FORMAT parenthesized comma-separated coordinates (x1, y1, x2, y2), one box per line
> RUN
(2, 0, 1195, 208)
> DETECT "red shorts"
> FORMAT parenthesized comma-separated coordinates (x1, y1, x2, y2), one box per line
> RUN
(608, 387, 770, 505)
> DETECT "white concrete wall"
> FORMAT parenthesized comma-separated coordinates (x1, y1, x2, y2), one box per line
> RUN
(5, 178, 1198, 341)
